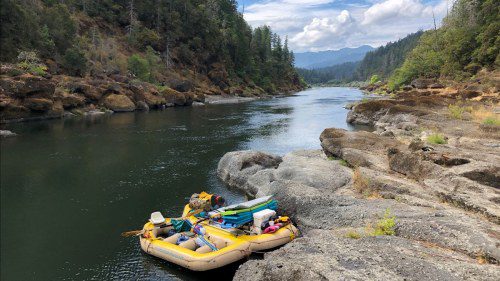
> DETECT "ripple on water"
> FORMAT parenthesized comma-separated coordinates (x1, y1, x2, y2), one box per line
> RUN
(0, 87, 366, 281)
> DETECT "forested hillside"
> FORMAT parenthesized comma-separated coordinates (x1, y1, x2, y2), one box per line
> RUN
(0, 0, 302, 94)
(388, 0, 499, 89)
(356, 31, 423, 81)
(297, 32, 422, 85)
(296, 62, 358, 85)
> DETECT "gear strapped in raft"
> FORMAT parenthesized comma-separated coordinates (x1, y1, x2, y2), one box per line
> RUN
(136, 193, 298, 271)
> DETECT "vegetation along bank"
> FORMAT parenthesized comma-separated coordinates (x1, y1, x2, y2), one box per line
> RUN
(0, 0, 304, 123)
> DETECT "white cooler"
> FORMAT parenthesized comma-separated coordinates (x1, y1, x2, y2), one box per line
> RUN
(252, 209, 276, 234)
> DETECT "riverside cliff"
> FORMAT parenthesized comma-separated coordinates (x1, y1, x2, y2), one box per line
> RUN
(0, 64, 302, 123)
(217, 79, 499, 280)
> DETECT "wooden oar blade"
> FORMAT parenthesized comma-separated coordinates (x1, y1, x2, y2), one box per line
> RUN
(121, 230, 143, 237)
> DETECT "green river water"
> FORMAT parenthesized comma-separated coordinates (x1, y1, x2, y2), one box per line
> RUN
(1, 87, 366, 280)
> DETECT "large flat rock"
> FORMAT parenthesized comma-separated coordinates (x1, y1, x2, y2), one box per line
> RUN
(234, 230, 499, 281)
(217, 149, 351, 198)
(218, 148, 500, 280)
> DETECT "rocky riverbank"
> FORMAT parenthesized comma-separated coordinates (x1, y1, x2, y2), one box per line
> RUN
(0, 64, 303, 123)
(217, 81, 499, 280)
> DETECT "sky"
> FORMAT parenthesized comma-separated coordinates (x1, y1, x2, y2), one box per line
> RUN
(239, 0, 453, 52)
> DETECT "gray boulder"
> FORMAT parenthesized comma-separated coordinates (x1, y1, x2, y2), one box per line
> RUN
(429, 83, 445, 89)
(218, 150, 351, 198)
(411, 78, 435, 89)
(217, 150, 282, 192)
(136, 101, 149, 111)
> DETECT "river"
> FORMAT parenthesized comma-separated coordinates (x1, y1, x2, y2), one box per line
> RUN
(0, 87, 365, 280)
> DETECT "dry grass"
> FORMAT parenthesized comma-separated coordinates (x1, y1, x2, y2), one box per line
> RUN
(470, 104, 500, 126)
(477, 253, 487, 264)
(353, 168, 370, 194)
(346, 231, 361, 239)
(367, 193, 383, 199)
(447, 103, 474, 119)
(353, 168, 380, 198)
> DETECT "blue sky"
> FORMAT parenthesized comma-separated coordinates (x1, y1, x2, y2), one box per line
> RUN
(238, 0, 453, 52)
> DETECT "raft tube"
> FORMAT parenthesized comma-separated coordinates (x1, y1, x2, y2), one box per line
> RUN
(139, 219, 251, 271)
(237, 224, 298, 251)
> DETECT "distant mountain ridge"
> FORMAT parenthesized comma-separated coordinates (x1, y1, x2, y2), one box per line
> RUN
(294, 45, 375, 69)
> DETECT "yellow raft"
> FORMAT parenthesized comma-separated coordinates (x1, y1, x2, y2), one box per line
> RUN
(139, 213, 251, 271)
(182, 204, 299, 252)
(139, 195, 299, 271)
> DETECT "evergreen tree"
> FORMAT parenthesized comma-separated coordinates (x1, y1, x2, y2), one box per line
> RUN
(41, 4, 77, 54)
(0, 0, 302, 94)
(63, 46, 88, 77)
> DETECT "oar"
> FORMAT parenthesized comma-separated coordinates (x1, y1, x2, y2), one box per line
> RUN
(121, 223, 170, 237)
(121, 209, 204, 237)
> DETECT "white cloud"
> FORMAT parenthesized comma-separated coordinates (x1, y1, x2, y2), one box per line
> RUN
(291, 10, 358, 50)
(244, 0, 347, 42)
(362, 0, 426, 25)
(244, 0, 452, 52)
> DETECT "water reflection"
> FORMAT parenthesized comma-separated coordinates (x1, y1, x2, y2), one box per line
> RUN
(1, 87, 366, 281)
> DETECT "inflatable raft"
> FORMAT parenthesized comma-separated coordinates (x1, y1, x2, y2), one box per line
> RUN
(182, 202, 299, 252)
(139, 212, 251, 271)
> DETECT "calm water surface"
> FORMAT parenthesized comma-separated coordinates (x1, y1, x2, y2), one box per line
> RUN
(1, 87, 365, 280)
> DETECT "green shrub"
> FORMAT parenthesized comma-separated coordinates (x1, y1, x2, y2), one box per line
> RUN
(63, 47, 87, 76)
(127, 47, 166, 83)
(369, 74, 380, 84)
(346, 231, 361, 239)
(144, 46, 163, 83)
(128, 54, 150, 81)
(483, 117, 500, 126)
(339, 159, 349, 167)
(17, 61, 47, 75)
(387, 80, 397, 91)
(16, 51, 47, 75)
(30, 64, 48, 76)
(17, 51, 40, 64)
(156, 84, 169, 92)
(369, 209, 396, 236)
(427, 133, 447, 144)
(327, 156, 336, 161)
(129, 27, 161, 50)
